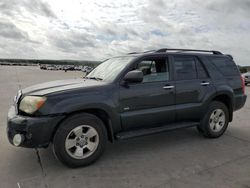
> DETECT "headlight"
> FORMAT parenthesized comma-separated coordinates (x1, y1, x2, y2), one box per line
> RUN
(19, 96, 47, 114)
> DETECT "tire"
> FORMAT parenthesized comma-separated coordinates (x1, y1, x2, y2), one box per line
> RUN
(197, 101, 229, 138)
(53, 113, 107, 168)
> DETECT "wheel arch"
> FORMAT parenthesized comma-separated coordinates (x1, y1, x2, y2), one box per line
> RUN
(51, 109, 115, 143)
(211, 94, 233, 122)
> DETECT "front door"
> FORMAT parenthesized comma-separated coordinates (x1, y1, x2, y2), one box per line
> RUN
(119, 55, 176, 130)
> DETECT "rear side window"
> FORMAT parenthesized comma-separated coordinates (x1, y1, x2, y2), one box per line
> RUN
(208, 56, 239, 76)
(173, 56, 196, 80)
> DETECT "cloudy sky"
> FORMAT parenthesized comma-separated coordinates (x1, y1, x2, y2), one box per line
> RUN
(0, 0, 249, 65)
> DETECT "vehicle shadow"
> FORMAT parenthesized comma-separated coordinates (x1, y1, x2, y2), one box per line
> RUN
(9, 126, 246, 188)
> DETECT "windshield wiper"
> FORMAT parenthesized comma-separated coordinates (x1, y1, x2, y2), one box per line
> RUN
(85, 77, 103, 81)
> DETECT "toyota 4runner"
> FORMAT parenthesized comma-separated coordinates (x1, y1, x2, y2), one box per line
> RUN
(7, 48, 247, 167)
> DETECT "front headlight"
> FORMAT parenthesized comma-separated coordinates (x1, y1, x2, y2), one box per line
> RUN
(19, 96, 47, 114)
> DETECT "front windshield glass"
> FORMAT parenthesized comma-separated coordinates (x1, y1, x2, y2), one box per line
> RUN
(86, 56, 134, 82)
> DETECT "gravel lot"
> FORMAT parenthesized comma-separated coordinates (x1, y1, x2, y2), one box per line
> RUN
(0, 66, 250, 188)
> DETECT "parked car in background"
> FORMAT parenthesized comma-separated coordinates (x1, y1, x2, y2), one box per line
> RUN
(55, 65, 63, 70)
(85, 66, 93, 73)
(39, 64, 47, 70)
(46, 65, 56, 70)
(82, 66, 93, 74)
(74, 65, 81, 71)
(63, 65, 75, 72)
(81, 66, 87, 72)
(7, 48, 246, 167)
(242, 72, 250, 85)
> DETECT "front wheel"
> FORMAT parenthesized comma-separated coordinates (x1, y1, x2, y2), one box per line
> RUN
(197, 101, 229, 138)
(53, 113, 107, 168)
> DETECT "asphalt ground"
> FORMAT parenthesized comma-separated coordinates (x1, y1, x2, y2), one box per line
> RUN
(0, 66, 250, 188)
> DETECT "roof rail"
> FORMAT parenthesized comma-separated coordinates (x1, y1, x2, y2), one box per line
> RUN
(127, 50, 155, 55)
(143, 50, 156, 53)
(156, 48, 223, 55)
(127, 52, 139, 54)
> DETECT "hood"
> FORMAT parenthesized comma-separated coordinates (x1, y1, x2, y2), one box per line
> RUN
(21, 79, 105, 96)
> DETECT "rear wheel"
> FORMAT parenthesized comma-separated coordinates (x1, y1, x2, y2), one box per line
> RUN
(197, 101, 229, 138)
(53, 113, 107, 168)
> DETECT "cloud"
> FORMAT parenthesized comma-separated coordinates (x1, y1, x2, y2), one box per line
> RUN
(205, 0, 250, 15)
(48, 30, 96, 52)
(0, 21, 28, 40)
(0, 0, 56, 18)
(0, 0, 249, 65)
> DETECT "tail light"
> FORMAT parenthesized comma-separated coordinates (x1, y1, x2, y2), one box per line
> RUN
(241, 75, 245, 94)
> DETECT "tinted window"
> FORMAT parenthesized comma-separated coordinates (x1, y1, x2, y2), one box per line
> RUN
(196, 59, 208, 78)
(136, 58, 169, 82)
(208, 56, 239, 76)
(174, 56, 196, 80)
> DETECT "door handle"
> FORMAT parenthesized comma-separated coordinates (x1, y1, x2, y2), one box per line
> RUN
(200, 82, 210, 86)
(163, 85, 175, 89)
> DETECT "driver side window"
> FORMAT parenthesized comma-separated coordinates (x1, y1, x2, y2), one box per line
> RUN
(136, 57, 169, 83)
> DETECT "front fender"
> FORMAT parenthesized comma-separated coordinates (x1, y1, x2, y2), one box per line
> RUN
(39, 87, 121, 134)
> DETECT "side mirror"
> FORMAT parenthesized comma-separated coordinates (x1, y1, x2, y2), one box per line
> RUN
(123, 70, 143, 83)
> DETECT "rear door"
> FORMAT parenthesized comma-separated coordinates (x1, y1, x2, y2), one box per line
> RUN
(171, 55, 215, 121)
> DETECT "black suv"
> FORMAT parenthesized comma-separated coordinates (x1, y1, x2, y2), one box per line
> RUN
(7, 48, 247, 167)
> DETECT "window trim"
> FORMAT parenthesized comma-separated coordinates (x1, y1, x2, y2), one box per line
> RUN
(194, 57, 210, 79)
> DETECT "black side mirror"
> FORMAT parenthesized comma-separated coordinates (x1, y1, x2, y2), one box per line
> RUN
(123, 70, 143, 83)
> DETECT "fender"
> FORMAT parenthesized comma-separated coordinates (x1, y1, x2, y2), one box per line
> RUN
(38, 85, 122, 137)
(202, 85, 234, 121)
(54, 99, 120, 132)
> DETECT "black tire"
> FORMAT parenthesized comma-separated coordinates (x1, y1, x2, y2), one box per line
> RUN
(197, 101, 229, 138)
(53, 113, 107, 168)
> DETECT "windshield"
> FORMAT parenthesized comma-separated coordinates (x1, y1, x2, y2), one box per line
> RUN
(86, 57, 134, 82)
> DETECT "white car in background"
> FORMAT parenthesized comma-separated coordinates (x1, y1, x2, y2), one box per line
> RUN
(47, 65, 56, 70)
(81, 66, 93, 74)
(242, 72, 250, 85)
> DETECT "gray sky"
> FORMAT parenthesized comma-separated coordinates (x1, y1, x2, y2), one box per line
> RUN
(0, 0, 249, 65)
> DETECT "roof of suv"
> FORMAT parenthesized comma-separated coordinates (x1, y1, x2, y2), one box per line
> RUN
(125, 48, 232, 59)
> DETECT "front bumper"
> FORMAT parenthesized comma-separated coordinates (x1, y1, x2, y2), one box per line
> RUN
(7, 106, 65, 148)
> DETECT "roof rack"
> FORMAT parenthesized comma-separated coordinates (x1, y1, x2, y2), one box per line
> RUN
(156, 48, 223, 55)
(127, 52, 139, 54)
(127, 50, 156, 55)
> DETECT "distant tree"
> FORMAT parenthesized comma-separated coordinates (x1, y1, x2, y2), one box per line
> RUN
(239, 67, 248, 73)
